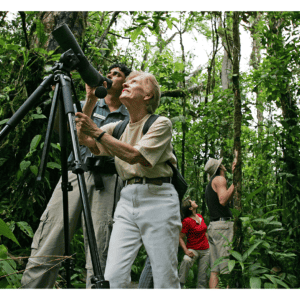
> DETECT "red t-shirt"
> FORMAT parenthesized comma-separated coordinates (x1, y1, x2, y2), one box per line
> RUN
(181, 214, 209, 250)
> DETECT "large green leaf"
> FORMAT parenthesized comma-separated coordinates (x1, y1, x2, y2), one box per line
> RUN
(229, 250, 243, 262)
(0, 245, 8, 259)
(238, 261, 245, 272)
(274, 277, 290, 289)
(30, 165, 38, 176)
(0, 118, 9, 125)
(47, 162, 61, 169)
(0, 245, 20, 288)
(17, 221, 34, 238)
(242, 241, 263, 261)
(0, 219, 19, 246)
(264, 282, 276, 289)
(30, 134, 42, 152)
(246, 186, 264, 201)
(250, 277, 261, 289)
(31, 114, 46, 120)
(0, 260, 20, 288)
(264, 274, 278, 288)
(228, 260, 235, 272)
(20, 160, 31, 172)
(166, 18, 173, 30)
(131, 27, 142, 42)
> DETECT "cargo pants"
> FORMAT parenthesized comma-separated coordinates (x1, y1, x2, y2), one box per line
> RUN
(178, 248, 210, 288)
(207, 221, 234, 274)
(21, 171, 122, 288)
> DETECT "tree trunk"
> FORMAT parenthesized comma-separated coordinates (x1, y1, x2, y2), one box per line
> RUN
(205, 15, 219, 103)
(249, 12, 263, 137)
(179, 25, 186, 178)
(232, 12, 242, 212)
(44, 11, 88, 51)
(218, 13, 234, 161)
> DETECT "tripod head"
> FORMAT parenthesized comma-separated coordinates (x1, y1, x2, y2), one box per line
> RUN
(52, 49, 80, 74)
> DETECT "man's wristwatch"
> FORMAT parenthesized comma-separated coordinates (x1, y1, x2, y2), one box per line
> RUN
(95, 131, 106, 142)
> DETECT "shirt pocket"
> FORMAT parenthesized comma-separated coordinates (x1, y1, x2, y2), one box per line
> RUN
(31, 211, 49, 250)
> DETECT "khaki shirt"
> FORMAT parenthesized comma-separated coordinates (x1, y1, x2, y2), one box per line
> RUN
(96, 114, 177, 180)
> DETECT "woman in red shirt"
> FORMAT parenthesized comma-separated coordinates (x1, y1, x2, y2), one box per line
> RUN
(179, 198, 210, 288)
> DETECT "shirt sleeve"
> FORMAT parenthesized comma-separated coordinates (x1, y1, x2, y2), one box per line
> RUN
(181, 218, 190, 234)
(134, 117, 172, 167)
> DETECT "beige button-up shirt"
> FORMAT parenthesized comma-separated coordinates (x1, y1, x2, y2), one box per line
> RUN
(95, 114, 177, 181)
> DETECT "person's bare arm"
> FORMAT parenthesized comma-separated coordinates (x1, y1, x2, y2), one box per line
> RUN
(82, 84, 98, 117)
(179, 232, 194, 258)
(213, 176, 235, 206)
(75, 112, 151, 166)
(75, 83, 105, 154)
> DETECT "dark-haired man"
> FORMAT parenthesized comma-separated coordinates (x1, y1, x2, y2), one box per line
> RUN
(204, 157, 236, 289)
(21, 63, 131, 289)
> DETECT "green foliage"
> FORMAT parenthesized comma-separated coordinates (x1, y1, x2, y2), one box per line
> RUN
(131, 246, 148, 282)
(0, 217, 32, 288)
(0, 218, 19, 246)
(0, 11, 300, 289)
(0, 245, 22, 288)
(215, 211, 296, 288)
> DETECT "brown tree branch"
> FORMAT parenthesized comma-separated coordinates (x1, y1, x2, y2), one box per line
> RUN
(96, 11, 120, 49)
(108, 31, 130, 39)
(222, 12, 233, 64)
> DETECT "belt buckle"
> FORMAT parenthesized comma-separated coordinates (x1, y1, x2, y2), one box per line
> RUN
(153, 179, 163, 186)
(135, 177, 142, 184)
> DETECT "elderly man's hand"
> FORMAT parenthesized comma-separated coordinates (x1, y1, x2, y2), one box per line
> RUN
(75, 112, 100, 138)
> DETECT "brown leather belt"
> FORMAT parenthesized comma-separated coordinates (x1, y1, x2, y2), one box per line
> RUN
(211, 217, 233, 222)
(124, 177, 172, 186)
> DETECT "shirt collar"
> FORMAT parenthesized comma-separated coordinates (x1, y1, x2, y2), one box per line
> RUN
(97, 98, 128, 116)
(98, 98, 107, 108)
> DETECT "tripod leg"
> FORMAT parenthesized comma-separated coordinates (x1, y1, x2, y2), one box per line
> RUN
(0, 74, 54, 142)
(37, 82, 61, 181)
(59, 74, 108, 289)
(59, 94, 73, 289)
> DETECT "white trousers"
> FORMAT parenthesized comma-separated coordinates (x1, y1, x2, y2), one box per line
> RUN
(104, 183, 182, 288)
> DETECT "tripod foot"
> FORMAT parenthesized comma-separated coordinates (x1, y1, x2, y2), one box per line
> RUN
(91, 276, 110, 289)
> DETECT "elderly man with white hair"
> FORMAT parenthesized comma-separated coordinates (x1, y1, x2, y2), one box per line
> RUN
(204, 157, 236, 289)
(75, 71, 181, 289)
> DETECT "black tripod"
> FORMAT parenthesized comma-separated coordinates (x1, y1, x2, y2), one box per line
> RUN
(0, 50, 109, 289)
